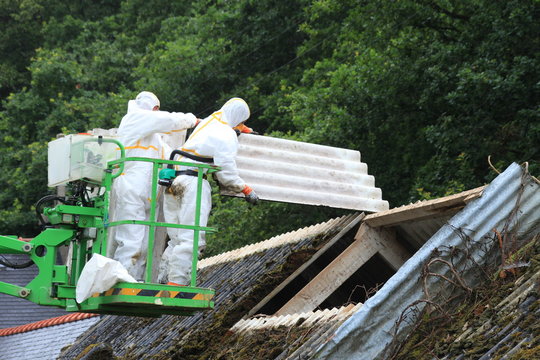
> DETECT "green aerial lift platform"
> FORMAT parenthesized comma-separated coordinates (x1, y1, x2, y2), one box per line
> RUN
(0, 134, 217, 317)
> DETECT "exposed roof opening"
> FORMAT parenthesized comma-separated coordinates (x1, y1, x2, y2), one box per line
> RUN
(394, 227, 421, 254)
(320, 253, 396, 308)
(247, 218, 362, 317)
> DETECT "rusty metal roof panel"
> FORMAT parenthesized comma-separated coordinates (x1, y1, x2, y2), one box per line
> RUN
(222, 134, 389, 213)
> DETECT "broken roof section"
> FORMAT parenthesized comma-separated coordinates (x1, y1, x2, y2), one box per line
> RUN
(224, 134, 389, 213)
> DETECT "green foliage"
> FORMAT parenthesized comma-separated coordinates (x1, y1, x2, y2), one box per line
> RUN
(0, 0, 46, 96)
(280, 0, 539, 205)
(0, 0, 538, 254)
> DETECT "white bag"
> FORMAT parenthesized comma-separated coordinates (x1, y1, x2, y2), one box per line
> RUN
(76, 254, 137, 303)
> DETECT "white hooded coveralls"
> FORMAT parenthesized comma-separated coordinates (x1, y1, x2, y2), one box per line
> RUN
(112, 92, 196, 280)
(160, 98, 250, 285)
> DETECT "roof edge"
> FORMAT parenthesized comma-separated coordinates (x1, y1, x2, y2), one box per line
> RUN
(0, 312, 99, 337)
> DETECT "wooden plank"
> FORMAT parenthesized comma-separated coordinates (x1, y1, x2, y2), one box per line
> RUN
(246, 213, 365, 318)
(364, 186, 485, 227)
(275, 222, 387, 316)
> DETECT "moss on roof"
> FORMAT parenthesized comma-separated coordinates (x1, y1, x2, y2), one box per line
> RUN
(394, 236, 540, 360)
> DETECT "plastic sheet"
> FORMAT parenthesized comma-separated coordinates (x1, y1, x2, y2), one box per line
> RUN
(76, 254, 137, 303)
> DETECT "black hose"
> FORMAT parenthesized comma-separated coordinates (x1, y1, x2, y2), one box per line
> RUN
(35, 195, 66, 226)
(168, 149, 214, 169)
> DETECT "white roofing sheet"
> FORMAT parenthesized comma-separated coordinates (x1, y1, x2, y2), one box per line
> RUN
(314, 162, 540, 359)
(223, 134, 389, 213)
(231, 304, 362, 333)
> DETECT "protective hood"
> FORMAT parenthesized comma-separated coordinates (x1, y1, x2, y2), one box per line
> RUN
(220, 98, 250, 128)
(132, 91, 160, 111)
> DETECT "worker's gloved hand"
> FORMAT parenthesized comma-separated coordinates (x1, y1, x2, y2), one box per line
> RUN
(234, 123, 257, 136)
(242, 185, 259, 205)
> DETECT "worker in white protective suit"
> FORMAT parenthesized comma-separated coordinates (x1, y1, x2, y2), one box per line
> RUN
(112, 91, 198, 281)
(159, 97, 259, 286)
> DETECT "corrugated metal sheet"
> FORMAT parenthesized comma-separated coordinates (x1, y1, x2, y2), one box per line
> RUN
(87, 129, 388, 212)
(222, 134, 389, 212)
(315, 163, 540, 360)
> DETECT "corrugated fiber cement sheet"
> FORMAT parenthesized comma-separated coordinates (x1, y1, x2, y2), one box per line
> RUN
(222, 134, 389, 213)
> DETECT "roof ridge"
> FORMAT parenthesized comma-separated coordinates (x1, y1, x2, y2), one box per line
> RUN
(198, 215, 353, 269)
(0, 312, 99, 337)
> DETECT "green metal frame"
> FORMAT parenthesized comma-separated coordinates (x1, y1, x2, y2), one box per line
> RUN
(0, 137, 219, 317)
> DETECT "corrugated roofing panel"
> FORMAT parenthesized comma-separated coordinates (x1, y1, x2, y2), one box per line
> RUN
(222, 134, 389, 212)
(87, 129, 388, 212)
(315, 163, 540, 360)
(231, 304, 361, 333)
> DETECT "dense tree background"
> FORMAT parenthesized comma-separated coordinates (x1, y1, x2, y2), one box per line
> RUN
(0, 0, 538, 256)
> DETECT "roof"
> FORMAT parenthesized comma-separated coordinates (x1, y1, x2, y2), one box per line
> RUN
(0, 253, 100, 360)
(0, 313, 100, 360)
(57, 213, 361, 359)
(397, 260, 540, 359)
(0, 254, 70, 329)
(315, 162, 540, 359)
(0, 312, 98, 336)
(2, 163, 537, 360)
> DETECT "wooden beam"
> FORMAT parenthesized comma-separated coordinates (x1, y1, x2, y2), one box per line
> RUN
(246, 213, 365, 318)
(275, 222, 396, 315)
(372, 227, 412, 270)
(364, 186, 485, 228)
